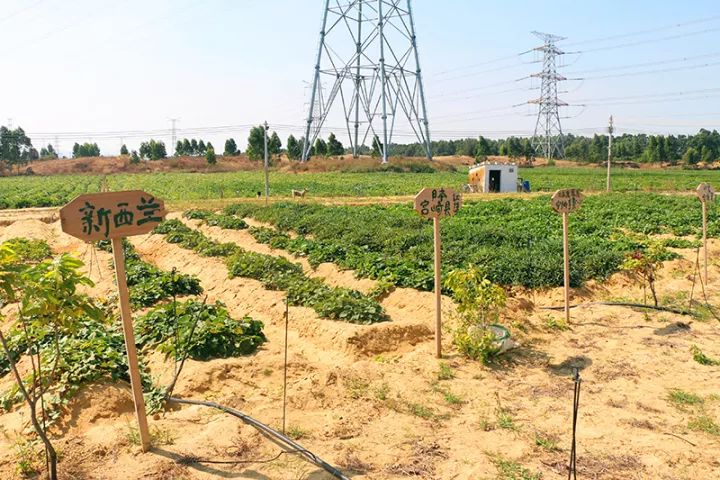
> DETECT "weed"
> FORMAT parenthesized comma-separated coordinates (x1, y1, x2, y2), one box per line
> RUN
(690, 345, 720, 366)
(667, 389, 704, 408)
(126, 425, 175, 447)
(491, 455, 542, 480)
(262, 368, 273, 377)
(286, 425, 309, 440)
(443, 390, 464, 406)
(688, 415, 720, 436)
(374, 383, 390, 401)
(534, 432, 560, 452)
(437, 362, 455, 380)
(497, 411, 518, 431)
(408, 403, 434, 420)
(544, 316, 569, 331)
(344, 376, 370, 400)
(14, 438, 41, 477)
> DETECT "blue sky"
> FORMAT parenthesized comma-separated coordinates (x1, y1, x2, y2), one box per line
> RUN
(1, 0, 718, 155)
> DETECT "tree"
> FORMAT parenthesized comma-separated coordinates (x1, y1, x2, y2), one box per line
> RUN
(40, 144, 58, 160)
(327, 133, 344, 156)
(701, 145, 715, 164)
(175, 140, 184, 156)
(286, 135, 301, 160)
(130, 150, 141, 164)
(120, 144, 129, 155)
(72, 142, 101, 158)
(224, 138, 238, 156)
(0, 126, 33, 173)
(139, 139, 167, 160)
(371, 135, 382, 158)
(0, 249, 100, 480)
(475, 136, 492, 162)
(206, 145, 217, 165)
(190, 139, 199, 155)
(183, 138, 192, 155)
(197, 140, 207, 155)
(313, 138, 328, 157)
(246, 125, 267, 160)
(269, 132, 282, 155)
(683, 147, 700, 165)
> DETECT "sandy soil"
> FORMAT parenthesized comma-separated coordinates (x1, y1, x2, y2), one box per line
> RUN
(0, 214, 719, 479)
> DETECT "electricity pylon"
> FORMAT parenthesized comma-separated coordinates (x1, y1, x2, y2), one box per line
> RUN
(529, 31, 567, 164)
(302, 0, 432, 163)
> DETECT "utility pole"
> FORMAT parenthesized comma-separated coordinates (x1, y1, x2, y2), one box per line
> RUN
(529, 31, 567, 165)
(263, 121, 270, 206)
(302, 0, 432, 163)
(169, 118, 179, 155)
(7, 118, 12, 129)
(54, 136, 60, 158)
(607, 115, 614, 192)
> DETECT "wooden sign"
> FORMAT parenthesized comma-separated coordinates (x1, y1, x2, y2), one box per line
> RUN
(551, 189, 583, 324)
(414, 187, 462, 359)
(697, 183, 716, 203)
(60, 190, 166, 453)
(697, 183, 715, 285)
(414, 187, 462, 219)
(60, 191, 166, 242)
(551, 189, 584, 214)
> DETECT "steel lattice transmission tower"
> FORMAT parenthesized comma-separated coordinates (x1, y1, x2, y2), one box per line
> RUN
(302, 0, 432, 163)
(529, 31, 567, 163)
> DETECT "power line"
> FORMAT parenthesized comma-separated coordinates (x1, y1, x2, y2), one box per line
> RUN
(562, 14, 720, 47)
(566, 51, 720, 75)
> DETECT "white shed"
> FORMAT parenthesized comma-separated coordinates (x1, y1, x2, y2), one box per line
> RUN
(468, 162, 519, 193)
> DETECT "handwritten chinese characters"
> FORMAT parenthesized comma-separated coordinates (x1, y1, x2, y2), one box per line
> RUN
(60, 191, 167, 241)
(414, 187, 462, 219)
(551, 189, 584, 214)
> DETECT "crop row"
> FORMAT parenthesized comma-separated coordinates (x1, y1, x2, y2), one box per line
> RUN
(222, 193, 714, 290)
(0, 168, 719, 208)
(154, 218, 388, 324)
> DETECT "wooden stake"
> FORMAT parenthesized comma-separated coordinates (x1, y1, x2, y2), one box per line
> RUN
(433, 216, 442, 358)
(703, 200, 709, 286)
(111, 237, 151, 452)
(562, 212, 570, 324)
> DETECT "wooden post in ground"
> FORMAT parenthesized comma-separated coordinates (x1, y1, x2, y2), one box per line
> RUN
(696, 183, 716, 286)
(111, 237, 151, 451)
(562, 212, 570, 324)
(59, 190, 166, 454)
(433, 216, 442, 358)
(551, 189, 584, 324)
(414, 188, 462, 359)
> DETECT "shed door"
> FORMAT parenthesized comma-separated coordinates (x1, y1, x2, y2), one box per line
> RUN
(489, 170, 501, 193)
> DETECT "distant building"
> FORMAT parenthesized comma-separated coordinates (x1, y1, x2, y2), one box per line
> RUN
(468, 162, 519, 193)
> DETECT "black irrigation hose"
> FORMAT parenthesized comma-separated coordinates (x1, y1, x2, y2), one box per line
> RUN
(541, 301, 692, 316)
(567, 368, 581, 480)
(167, 396, 350, 480)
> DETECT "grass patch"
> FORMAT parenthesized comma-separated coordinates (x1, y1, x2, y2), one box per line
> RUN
(286, 425, 309, 440)
(667, 389, 704, 408)
(408, 403, 435, 420)
(534, 432, 560, 452)
(374, 383, 390, 401)
(491, 455, 542, 480)
(443, 390, 464, 406)
(496, 410, 518, 431)
(437, 362, 455, 380)
(544, 316, 570, 331)
(344, 376, 370, 400)
(126, 425, 175, 447)
(688, 415, 720, 436)
(691, 345, 720, 366)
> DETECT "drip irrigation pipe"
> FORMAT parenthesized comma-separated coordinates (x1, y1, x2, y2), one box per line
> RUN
(541, 301, 691, 316)
(167, 396, 350, 480)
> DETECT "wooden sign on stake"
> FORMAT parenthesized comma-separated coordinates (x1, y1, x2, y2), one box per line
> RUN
(551, 189, 584, 324)
(696, 183, 715, 286)
(60, 191, 167, 452)
(414, 187, 462, 358)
